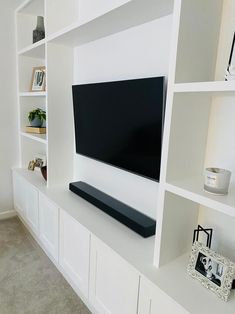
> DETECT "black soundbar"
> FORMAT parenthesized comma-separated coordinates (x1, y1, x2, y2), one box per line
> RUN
(69, 181, 156, 238)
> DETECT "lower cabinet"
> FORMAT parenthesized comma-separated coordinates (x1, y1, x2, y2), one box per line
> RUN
(59, 209, 90, 298)
(13, 172, 27, 217)
(89, 235, 139, 314)
(13, 172, 39, 234)
(138, 277, 189, 314)
(25, 183, 39, 234)
(39, 193, 59, 261)
(12, 172, 189, 314)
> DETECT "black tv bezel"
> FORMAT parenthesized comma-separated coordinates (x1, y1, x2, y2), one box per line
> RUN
(72, 76, 166, 182)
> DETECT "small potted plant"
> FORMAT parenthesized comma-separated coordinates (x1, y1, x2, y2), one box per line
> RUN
(28, 108, 46, 127)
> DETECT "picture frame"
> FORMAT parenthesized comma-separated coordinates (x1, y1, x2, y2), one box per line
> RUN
(28, 160, 36, 171)
(227, 32, 235, 70)
(193, 225, 213, 248)
(225, 32, 235, 80)
(30, 66, 46, 92)
(34, 154, 46, 169)
(187, 241, 235, 301)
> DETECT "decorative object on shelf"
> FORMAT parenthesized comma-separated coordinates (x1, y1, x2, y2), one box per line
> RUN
(33, 16, 45, 44)
(28, 160, 36, 171)
(40, 166, 47, 181)
(204, 167, 231, 195)
(34, 154, 47, 169)
(28, 108, 46, 128)
(25, 126, 46, 134)
(193, 225, 213, 249)
(225, 32, 235, 81)
(187, 241, 235, 302)
(30, 67, 46, 92)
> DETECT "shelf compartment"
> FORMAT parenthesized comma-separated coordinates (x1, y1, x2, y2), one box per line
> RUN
(174, 81, 235, 94)
(18, 39, 45, 59)
(174, 0, 223, 84)
(152, 253, 235, 314)
(166, 93, 211, 183)
(48, 0, 174, 47)
(165, 176, 235, 218)
(166, 92, 235, 191)
(20, 136, 47, 170)
(21, 131, 47, 144)
(18, 55, 45, 93)
(16, 0, 45, 51)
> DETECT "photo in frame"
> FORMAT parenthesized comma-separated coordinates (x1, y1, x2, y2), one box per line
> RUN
(30, 66, 46, 91)
(34, 154, 46, 170)
(28, 160, 36, 171)
(187, 241, 235, 301)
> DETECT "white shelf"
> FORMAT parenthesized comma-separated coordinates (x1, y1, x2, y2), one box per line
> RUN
(18, 39, 45, 59)
(19, 91, 46, 97)
(165, 176, 235, 218)
(174, 81, 235, 94)
(148, 254, 235, 314)
(20, 131, 47, 144)
(48, 0, 174, 47)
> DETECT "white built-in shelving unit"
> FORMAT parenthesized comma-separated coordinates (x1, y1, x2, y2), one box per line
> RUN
(15, 0, 235, 312)
(154, 0, 235, 270)
(16, 0, 47, 178)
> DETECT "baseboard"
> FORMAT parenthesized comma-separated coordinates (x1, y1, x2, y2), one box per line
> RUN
(0, 209, 17, 220)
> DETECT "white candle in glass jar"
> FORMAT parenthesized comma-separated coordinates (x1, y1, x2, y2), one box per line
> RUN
(204, 168, 231, 195)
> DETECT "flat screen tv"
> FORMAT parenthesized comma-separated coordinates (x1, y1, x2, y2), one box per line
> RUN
(72, 76, 165, 181)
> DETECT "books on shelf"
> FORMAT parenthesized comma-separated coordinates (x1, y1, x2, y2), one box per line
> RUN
(25, 126, 46, 134)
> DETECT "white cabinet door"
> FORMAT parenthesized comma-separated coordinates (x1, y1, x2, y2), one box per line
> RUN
(89, 235, 139, 314)
(12, 172, 27, 216)
(138, 277, 189, 314)
(25, 184, 39, 234)
(60, 209, 90, 298)
(39, 193, 59, 261)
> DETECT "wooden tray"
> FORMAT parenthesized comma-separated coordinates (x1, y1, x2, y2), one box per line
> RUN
(25, 126, 46, 134)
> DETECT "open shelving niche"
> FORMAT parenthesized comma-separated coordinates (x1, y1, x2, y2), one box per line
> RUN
(15, 0, 235, 312)
(155, 0, 235, 278)
(16, 0, 45, 51)
(16, 0, 47, 185)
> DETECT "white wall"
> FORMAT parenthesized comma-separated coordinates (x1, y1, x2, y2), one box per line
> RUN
(0, 1, 22, 212)
(73, 15, 172, 219)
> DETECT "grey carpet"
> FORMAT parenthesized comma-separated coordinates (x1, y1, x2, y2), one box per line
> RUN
(0, 217, 91, 314)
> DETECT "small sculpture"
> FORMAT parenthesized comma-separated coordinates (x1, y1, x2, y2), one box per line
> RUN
(33, 16, 45, 43)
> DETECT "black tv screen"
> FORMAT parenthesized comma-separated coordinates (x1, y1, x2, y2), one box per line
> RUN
(72, 77, 165, 181)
